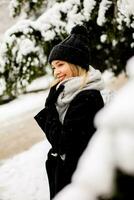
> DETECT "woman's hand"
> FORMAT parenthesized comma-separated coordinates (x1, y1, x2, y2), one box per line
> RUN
(45, 84, 64, 107)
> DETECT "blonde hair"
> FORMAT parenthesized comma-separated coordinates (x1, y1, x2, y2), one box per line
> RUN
(71, 65, 88, 89)
(50, 64, 88, 88)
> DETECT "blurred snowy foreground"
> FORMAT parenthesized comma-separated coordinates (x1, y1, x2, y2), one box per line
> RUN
(54, 57, 134, 200)
(0, 66, 127, 200)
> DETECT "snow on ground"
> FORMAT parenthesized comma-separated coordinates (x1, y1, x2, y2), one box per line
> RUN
(0, 75, 53, 128)
(0, 140, 51, 200)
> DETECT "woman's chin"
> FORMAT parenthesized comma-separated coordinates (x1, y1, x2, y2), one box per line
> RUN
(58, 76, 65, 82)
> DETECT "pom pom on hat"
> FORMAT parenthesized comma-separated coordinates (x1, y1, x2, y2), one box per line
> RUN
(48, 24, 90, 71)
(71, 25, 88, 37)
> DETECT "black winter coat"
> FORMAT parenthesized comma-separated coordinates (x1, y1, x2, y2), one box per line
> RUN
(34, 88, 104, 199)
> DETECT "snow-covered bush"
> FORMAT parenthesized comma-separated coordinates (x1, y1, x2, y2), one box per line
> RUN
(0, 20, 46, 99)
(9, 0, 47, 18)
(0, 0, 134, 101)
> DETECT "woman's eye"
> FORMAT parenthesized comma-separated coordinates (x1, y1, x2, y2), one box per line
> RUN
(58, 63, 63, 67)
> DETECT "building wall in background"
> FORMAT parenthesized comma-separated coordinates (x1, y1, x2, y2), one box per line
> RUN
(0, 0, 18, 41)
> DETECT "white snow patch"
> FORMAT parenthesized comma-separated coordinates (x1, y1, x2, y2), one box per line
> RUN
(0, 140, 51, 200)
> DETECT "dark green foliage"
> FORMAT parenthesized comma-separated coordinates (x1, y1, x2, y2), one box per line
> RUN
(84, 1, 134, 75)
(11, 0, 46, 18)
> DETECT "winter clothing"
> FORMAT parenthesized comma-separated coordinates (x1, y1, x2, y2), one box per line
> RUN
(34, 67, 104, 199)
(56, 66, 104, 123)
(48, 25, 90, 71)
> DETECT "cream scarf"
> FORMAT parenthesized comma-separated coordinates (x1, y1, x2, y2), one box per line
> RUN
(56, 66, 104, 123)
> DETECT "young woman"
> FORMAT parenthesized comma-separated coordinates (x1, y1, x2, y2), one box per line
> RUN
(34, 25, 104, 199)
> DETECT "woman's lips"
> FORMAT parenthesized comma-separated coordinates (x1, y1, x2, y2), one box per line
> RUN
(58, 75, 65, 81)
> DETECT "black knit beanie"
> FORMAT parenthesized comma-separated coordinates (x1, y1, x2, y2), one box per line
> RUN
(48, 25, 90, 71)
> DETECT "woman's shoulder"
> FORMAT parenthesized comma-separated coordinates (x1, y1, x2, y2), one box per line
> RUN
(67, 89, 104, 111)
(65, 89, 104, 120)
(73, 89, 103, 102)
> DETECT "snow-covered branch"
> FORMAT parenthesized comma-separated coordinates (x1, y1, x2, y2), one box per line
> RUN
(9, 0, 47, 18)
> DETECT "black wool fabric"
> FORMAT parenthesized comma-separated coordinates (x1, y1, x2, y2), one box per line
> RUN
(34, 88, 104, 199)
(48, 25, 90, 71)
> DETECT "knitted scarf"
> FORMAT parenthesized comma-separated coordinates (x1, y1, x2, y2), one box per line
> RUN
(56, 66, 104, 123)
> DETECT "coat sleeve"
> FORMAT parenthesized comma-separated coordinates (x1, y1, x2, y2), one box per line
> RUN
(34, 90, 104, 154)
(34, 104, 62, 152)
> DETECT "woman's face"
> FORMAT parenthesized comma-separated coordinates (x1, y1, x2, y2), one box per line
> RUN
(51, 60, 74, 82)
